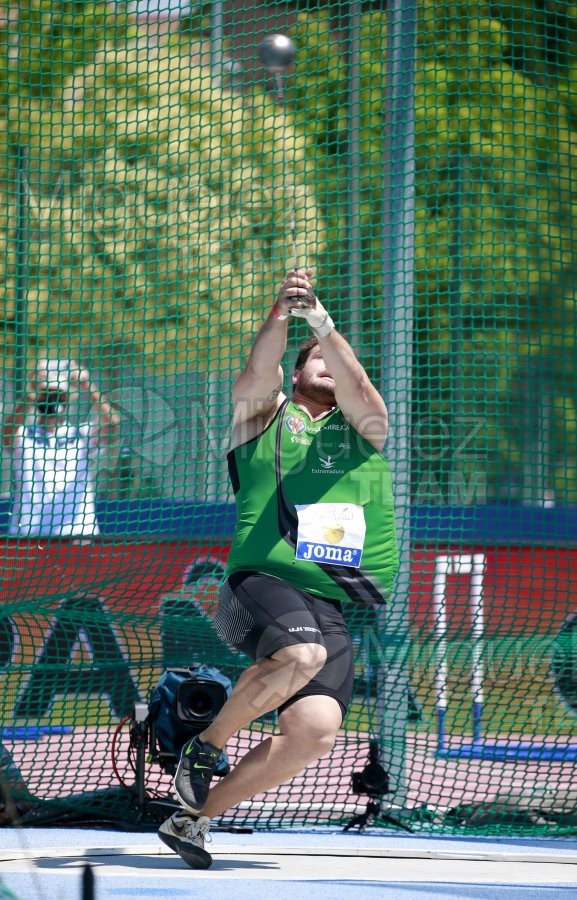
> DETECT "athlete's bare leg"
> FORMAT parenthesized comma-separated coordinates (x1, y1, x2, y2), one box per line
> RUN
(198, 643, 327, 752)
(200, 694, 342, 819)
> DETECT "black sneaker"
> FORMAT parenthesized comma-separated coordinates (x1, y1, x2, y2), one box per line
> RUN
(158, 811, 212, 869)
(174, 735, 222, 813)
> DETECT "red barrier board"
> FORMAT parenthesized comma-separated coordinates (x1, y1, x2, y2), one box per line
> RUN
(0, 539, 575, 725)
(0, 538, 574, 636)
(410, 546, 576, 637)
(0, 538, 227, 610)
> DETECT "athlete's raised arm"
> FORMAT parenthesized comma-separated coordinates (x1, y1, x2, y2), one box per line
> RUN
(231, 270, 314, 431)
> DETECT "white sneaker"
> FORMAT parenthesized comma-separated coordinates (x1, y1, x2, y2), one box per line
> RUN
(158, 810, 212, 869)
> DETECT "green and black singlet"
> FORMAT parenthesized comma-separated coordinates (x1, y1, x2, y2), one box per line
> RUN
(226, 398, 399, 606)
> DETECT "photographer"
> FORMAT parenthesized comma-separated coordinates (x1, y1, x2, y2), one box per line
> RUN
(3, 359, 120, 537)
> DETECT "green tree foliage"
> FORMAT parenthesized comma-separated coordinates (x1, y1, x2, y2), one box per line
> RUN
(3, 0, 577, 502)
(0, 0, 133, 373)
(10, 0, 124, 100)
(0, 14, 325, 376)
(415, 0, 577, 502)
(492, 0, 575, 83)
(288, 2, 577, 502)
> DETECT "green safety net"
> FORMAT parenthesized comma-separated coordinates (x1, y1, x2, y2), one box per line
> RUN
(0, 0, 576, 838)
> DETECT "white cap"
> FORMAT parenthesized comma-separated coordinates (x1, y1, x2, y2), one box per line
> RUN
(36, 359, 72, 393)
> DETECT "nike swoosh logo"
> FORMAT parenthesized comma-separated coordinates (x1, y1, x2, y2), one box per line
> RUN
(193, 763, 211, 770)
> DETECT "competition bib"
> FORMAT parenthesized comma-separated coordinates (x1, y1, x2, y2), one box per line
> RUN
(295, 503, 366, 568)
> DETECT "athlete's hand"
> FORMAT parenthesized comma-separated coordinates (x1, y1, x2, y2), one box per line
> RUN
(271, 269, 315, 321)
(290, 294, 335, 338)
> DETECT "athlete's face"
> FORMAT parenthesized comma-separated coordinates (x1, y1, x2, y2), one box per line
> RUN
(293, 347, 336, 405)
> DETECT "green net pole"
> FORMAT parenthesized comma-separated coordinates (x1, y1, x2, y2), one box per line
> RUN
(343, 2, 363, 350)
(211, 0, 224, 87)
(448, 152, 467, 494)
(378, 0, 417, 809)
(13, 144, 29, 403)
(522, 359, 553, 507)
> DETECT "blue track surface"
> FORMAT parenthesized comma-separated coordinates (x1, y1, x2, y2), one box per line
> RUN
(2, 828, 577, 900)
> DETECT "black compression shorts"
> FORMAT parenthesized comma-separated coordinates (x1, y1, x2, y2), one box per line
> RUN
(214, 570, 354, 720)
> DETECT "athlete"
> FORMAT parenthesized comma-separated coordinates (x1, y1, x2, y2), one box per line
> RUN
(159, 269, 399, 867)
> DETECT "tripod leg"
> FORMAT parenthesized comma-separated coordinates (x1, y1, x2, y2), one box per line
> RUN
(343, 803, 373, 832)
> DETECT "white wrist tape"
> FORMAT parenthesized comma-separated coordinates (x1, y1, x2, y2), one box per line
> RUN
(311, 313, 335, 338)
(290, 296, 335, 338)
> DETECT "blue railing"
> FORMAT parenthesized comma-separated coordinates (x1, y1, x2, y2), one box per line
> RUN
(0, 499, 575, 543)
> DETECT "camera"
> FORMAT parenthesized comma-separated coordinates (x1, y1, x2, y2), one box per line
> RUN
(351, 740, 390, 797)
(35, 358, 73, 417)
(344, 741, 413, 833)
(36, 390, 68, 418)
(127, 666, 231, 822)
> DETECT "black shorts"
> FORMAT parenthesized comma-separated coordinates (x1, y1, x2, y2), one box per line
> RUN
(214, 571, 354, 719)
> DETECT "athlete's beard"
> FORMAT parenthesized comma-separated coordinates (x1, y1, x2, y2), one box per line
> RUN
(294, 371, 336, 407)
